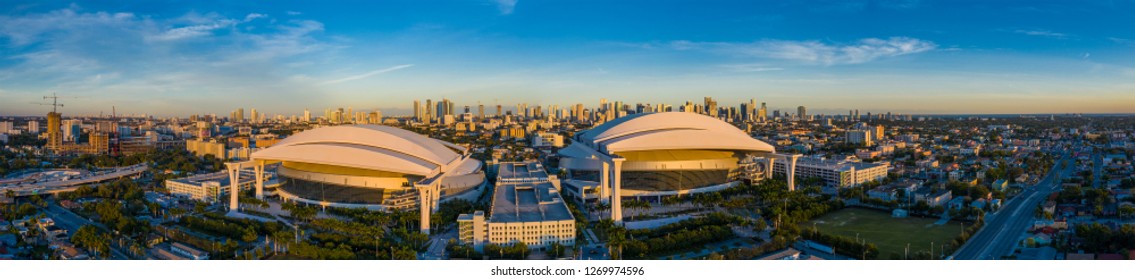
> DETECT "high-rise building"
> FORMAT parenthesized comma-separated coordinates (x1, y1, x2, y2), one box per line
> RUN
(27, 120, 40, 133)
(47, 112, 62, 149)
(413, 100, 421, 122)
(496, 105, 502, 117)
(846, 130, 874, 146)
(303, 109, 311, 123)
(62, 119, 82, 143)
(797, 106, 807, 121)
(250, 108, 259, 123)
(572, 104, 584, 122)
(235, 108, 244, 123)
(758, 102, 768, 122)
(704, 97, 717, 117)
(446, 99, 455, 117)
(478, 104, 485, 120)
(426, 99, 434, 122)
(369, 110, 382, 124)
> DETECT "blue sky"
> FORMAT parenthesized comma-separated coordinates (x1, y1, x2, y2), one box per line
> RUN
(1, 0, 1134, 117)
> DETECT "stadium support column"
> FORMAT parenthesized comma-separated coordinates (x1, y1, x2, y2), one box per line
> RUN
(432, 183, 441, 212)
(415, 182, 440, 235)
(225, 163, 241, 212)
(785, 154, 801, 191)
(611, 157, 625, 225)
(600, 161, 610, 204)
(254, 161, 264, 199)
(766, 157, 776, 180)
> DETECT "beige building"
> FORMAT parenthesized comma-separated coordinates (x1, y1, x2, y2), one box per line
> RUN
(531, 132, 564, 148)
(186, 138, 226, 159)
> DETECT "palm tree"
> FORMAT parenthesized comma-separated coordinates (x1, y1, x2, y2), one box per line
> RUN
(640, 202, 652, 220)
(606, 226, 627, 260)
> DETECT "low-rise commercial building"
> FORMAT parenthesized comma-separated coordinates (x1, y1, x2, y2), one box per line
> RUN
(165, 170, 276, 203)
(773, 157, 888, 187)
(458, 162, 575, 253)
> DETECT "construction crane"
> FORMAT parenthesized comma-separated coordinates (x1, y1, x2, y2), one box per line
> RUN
(31, 101, 63, 112)
(37, 92, 74, 113)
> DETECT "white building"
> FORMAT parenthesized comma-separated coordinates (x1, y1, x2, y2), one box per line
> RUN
(458, 162, 574, 253)
(846, 130, 874, 146)
(165, 169, 276, 203)
(773, 157, 888, 188)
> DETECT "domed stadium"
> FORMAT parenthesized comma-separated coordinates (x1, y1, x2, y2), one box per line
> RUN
(559, 112, 776, 203)
(250, 125, 485, 210)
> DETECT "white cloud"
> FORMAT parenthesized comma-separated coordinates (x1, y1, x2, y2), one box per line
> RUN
(244, 13, 267, 22)
(1012, 29, 1067, 39)
(0, 7, 338, 115)
(719, 64, 784, 72)
(1109, 37, 1135, 47)
(319, 64, 414, 85)
(147, 13, 269, 41)
(495, 0, 518, 15)
(149, 21, 235, 41)
(673, 37, 937, 65)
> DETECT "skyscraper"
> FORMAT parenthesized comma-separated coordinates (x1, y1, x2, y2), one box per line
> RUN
(704, 97, 717, 117)
(303, 109, 311, 123)
(426, 99, 434, 122)
(797, 106, 807, 121)
(478, 104, 485, 120)
(759, 102, 768, 120)
(250, 108, 259, 123)
(413, 100, 421, 122)
(62, 119, 81, 143)
(47, 112, 61, 149)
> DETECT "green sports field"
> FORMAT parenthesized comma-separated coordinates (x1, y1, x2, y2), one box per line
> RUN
(803, 208, 969, 260)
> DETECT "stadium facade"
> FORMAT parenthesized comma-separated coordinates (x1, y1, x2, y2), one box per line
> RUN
(558, 112, 790, 224)
(225, 124, 485, 233)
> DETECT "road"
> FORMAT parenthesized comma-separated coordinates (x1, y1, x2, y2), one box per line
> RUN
(952, 152, 1071, 260)
(43, 203, 132, 260)
(2, 164, 148, 196)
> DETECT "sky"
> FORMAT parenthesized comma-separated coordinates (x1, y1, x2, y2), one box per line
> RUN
(1, 0, 1134, 117)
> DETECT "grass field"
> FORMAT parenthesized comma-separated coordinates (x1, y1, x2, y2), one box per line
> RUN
(803, 208, 969, 260)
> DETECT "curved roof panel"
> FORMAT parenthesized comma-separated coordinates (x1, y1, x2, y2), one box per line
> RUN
(576, 112, 775, 154)
(252, 125, 462, 175)
(253, 143, 437, 175)
(261, 125, 459, 166)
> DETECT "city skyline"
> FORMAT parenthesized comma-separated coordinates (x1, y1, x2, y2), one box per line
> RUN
(2, 1, 1135, 117)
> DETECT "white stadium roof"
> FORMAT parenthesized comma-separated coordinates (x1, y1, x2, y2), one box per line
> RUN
(251, 125, 463, 176)
(573, 112, 775, 154)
